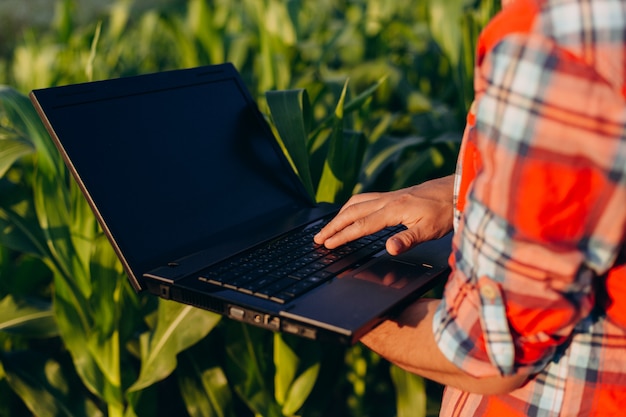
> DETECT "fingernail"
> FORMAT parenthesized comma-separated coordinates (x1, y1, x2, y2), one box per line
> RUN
(388, 237, 404, 253)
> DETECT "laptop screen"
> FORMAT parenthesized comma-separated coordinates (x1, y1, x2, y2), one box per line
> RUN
(32, 66, 311, 278)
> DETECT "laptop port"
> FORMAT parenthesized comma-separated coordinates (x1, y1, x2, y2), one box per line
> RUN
(301, 327, 316, 340)
(283, 322, 300, 335)
(229, 306, 245, 320)
(265, 316, 280, 330)
(159, 285, 171, 300)
(282, 322, 317, 340)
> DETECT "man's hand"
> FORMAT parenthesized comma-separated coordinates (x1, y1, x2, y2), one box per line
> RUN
(314, 175, 455, 255)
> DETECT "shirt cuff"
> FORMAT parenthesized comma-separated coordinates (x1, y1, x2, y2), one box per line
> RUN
(432, 271, 552, 377)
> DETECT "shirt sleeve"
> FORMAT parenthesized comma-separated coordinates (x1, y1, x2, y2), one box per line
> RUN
(433, 32, 626, 377)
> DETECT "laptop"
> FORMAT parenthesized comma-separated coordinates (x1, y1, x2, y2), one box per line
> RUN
(29, 63, 452, 345)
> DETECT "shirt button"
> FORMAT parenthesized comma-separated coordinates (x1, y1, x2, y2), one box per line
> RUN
(480, 284, 497, 301)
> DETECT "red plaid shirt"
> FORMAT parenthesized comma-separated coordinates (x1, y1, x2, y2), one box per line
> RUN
(433, 0, 626, 415)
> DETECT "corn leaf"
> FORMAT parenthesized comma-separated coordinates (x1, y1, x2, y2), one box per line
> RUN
(274, 333, 322, 415)
(308, 76, 387, 143)
(68, 180, 99, 274)
(281, 361, 319, 416)
(0, 133, 34, 178)
(0, 87, 63, 180)
(273, 333, 298, 406)
(128, 299, 221, 393)
(0, 295, 57, 338)
(0, 180, 49, 257)
(266, 88, 315, 200)
(427, 0, 466, 70)
(177, 348, 235, 417)
(0, 350, 104, 417)
(83, 235, 127, 401)
(224, 323, 282, 417)
(33, 170, 84, 290)
(390, 364, 427, 417)
(52, 269, 123, 406)
(278, 337, 321, 416)
(358, 135, 431, 193)
(316, 80, 367, 203)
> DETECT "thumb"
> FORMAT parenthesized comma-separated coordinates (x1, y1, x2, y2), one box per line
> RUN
(386, 229, 422, 255)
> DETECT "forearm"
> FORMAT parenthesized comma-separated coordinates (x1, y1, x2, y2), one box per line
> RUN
(360, 298, 529, 395)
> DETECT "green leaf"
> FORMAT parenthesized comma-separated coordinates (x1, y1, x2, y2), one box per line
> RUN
(0, 248, 51, 298)
(0, 87, 63, 180)
(316, 80, 368, 203)
(358, 134, 431, 192)
(309, 76, 387, 141)
(177, 348, 235, 417)
(89, 235, 124, 338)
(52, 269, 121, 406)
(427, 0, 466, 69)
(224, 323, 282, 417)
(33, 170, 85, 290)
(390, 365, 426, 417)
(1, 350, 104, 417)
(391, 139, 460, 190)
(83, 236, 127, 403)
(68, 179, 99, 273)
(0, 295, 57, 338)
(266, 88, 315, 200)
(0, 180, 50, 257)
(274, 334, 321, 416)
(128, 299, 221, 392)
(281, 360, 319, 416)
(273, 333, 298, 406)
(0, 131, 34, 178)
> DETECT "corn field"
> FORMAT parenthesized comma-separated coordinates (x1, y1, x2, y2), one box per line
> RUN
(0, 0, 498, 416)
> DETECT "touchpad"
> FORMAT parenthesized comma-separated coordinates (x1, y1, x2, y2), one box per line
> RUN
(352, 258, 431, 289)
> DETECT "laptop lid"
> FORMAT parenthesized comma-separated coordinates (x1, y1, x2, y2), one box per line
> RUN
(30, 63, 316, 291)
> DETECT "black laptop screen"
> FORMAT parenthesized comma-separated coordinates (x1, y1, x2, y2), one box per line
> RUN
(35, 69, 310, 276)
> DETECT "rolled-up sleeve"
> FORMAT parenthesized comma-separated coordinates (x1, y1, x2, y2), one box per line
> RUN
(433, 32, 626, 377)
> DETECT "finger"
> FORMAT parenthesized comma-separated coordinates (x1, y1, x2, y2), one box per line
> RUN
(386, 230, 419, 256)
(314, 195, 386, 245)
(386, 223, 449, 256)
(319, 216, 378, 248)
(318, 205, 400, 249)
(336, 192, 382, 214)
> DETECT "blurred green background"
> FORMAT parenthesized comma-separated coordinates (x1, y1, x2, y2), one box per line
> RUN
(0, 0, 498, 416)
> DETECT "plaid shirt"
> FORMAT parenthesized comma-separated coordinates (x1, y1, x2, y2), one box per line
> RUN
(433, 0, 626, 415)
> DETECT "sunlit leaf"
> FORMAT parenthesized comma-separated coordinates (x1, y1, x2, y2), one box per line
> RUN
(0, 87, 63, 179)
(52, 269, 121, 406)
(282, 362, 319, 416)
(128, 300, 221, 393)
(83, 235, 127, 402)
(273, 333, 298, 406)
(266, 88, 315, 200)
(316, 80, 368, 203)
(426, 0, 466, 69)
(390, 364, 426, 417)
(224, 323, 282, 417)
(33, 170, 81, 287)
(0, 295, 57, 338)
(0, 133, 34, 178)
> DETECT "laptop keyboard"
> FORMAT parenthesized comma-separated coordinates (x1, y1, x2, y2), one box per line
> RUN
(197, 220, 405, 304)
